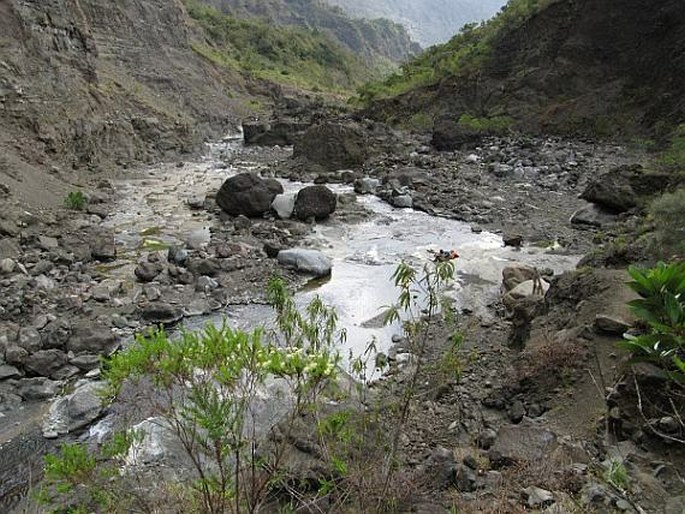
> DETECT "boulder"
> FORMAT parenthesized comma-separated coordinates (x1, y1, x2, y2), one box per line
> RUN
(581, 164, 671, 212)
(135, 262, 164, 282)
(90, 236, 116, 261)
(17, 377, 61, 401)
(293, 186, 337, 221)
(0, 258, 16, 274)
(594, 315, 631, 335)
(570, 204, 619, 227)
(390, 194, 413, 209)
(141, 302, 184, 325)
(502, 264, 538, 292)
(277, 249, 332, 277)
(0, 364, 21, 380)
(43, 381, 104, 438)
(353, 177, 380, 195)
(489, 425, 558, 467)
(242, 119, 309, 146)
(68, 323, 119, 355)
(24, 349, 68, 378)
(293, 122, 369, 170)
(216, 173, 284, 217)
(271, 193, 296, 220)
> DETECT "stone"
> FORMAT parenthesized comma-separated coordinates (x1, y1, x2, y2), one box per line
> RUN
(293, 122, 369, 170)
(135, 262, 164, 282)
(90, 236, 117, 261)
(271, 193, 296, 220)
(0, 258, 16, 274)
(508, 400, 526, 424)
(502, 264, 538, 292)
(454, 464, 478, 492)
(570, 204, 619, 227)
(187, 258, 220, 277)
(186, 196, 205, 210)
(42, 319, 71, 349)
(242, 118, 309, 146)
(38, 236, 59, 251)
(477, 428, 498, 450)
(196, 275, 219, 291)
(141, 302, 184, 325)
(277, 249, 332, 278)
(522, 486, 554, 508)
(167, 246, 189, 266)
(34, 275, 56, 290)
(422, 446, 458, 489)
(503, 233, 524, 247)
(68, 323, 119, 355)
(0, 364, 21, 380)
(502, 279, 550, 311)
(216, 173, 283, 217)
(594, 315, 631, 335)
(391, 194, 413, 208)
(353, 177, 381, 195)
(18, 328, 42, 353)
(489, 425, 558, 467)
(263, 242, 282, 259)
(5, 345, 28, 366)
(43, 381, 104, 437)
(17, 377, 61, 400)
(69, 354, 101, 371)
(293, 186, 337, 221)
(24, 349, 68, 377)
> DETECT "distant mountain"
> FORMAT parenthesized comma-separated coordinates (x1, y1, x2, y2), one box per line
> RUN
(326, 0, 507, 46)
(199, 0, 421, 64)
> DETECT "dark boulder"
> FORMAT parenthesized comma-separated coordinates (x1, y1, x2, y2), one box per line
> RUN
(293, 122, 369, 170)
(67, 323, 119, 355)
(293, 186, 337, 221)
(216, 173, 284, 217)
(581, 164, 672, 213)
(432, 115, 482, 151)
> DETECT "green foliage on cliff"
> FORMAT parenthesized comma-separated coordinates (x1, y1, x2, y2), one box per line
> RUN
(185, 0, 374, 92)
(356, 0, 553, 103)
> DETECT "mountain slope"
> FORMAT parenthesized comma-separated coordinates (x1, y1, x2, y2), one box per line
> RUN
(199, 0, 421, 65)
(362, 0, 685, 139)
(326, 0, 506, 46)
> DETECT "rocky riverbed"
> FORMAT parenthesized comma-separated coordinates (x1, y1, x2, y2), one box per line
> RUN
(1, 124, 683, 513)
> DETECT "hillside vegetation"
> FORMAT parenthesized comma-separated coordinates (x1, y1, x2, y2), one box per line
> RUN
(186, 0, 375, 91)
(359, 0, 685, 140)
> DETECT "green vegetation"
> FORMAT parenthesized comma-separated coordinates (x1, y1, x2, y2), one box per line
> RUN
(659, 124, 685, 171)
(457, 113, 513, 134)
(356, 0, 554, 104)
(648, 188, 685, 259)
(184, 0, 373, 92)
(619, 261, 685, 384)
(64, 191, 88, 211)
(604, 458, 630, 490)
(40, 263, 459, 512)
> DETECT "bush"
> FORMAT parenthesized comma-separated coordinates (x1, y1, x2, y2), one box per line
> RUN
(649, 188, 685, 258)
(618, 261, 685, 383)
(457, 113, 513, 134)
(64, 191, 87, 210)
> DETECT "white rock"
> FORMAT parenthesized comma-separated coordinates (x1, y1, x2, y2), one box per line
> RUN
(277, 249, 332, 277)
(271, 193, 296, 220)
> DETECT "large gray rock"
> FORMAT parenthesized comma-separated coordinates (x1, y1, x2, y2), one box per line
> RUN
(570, 204, 619, 227)
(293, 122, 370, 170)
(277, 249, 332, 277)
(68, 323, 119, 355)
(502, 264, 538, 292)
(581, 164, 671, 213)
(271, 193, 296, 220)
(141, 302, 184, 325)
(24, 349, 68, 378)
(489, 425, 558, 467)
(17, 377, 61, 400)
(90, 236, 116, 261)
(0, 364, 21, 380)
(18, 328, 42, 353)
(216, 173, 284, 217)
(135, 262, 164, 282)
(390, 194, 413, 208)
(43, 380, 104, 438)
(293, 186, 337, 221)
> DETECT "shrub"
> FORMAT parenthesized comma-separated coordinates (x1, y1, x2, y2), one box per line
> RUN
(649, 188, 685, 259)
(618, 261, 685, 383)
(457, 113, 513, 134)
(64, 191, 87, 210)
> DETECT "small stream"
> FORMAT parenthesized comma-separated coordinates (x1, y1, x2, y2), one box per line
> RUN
(1, 135, 582, 512)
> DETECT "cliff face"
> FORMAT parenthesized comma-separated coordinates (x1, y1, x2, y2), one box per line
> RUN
(326, 0, 506, 47)
(367, 0, 685, 138)
(0, 0, 248, 205)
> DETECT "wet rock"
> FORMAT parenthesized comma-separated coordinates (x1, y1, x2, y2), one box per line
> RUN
(502, 264, 538, 292)
(594, 315, 631, 335)
(216, 173, 283, 217)
(271, 193, 296, 220)
(293, 186, 337, 221)
(503, 233, 524, 247)
(0, 364, 22, 380)
(391, 194, 413, 209)
(354, 177, 381, 195)
(24, 349, 68, 377)
(522, 486, 554, 508)
(489, 425, 558, 467)
(17, 377, 61, 400)
(43, 381, 104, 438)
(68, 324, 119, 355)
(277, 249, 332, 277)
(135, 262, 164, 282)
(141, 302, 184, 325)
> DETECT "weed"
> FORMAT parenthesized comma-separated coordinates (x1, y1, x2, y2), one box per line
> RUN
(64, 191, 87, 210)
(604, 458, 630, 490)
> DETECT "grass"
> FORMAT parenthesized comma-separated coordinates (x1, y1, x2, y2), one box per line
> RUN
(64, 191, 88, 210)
